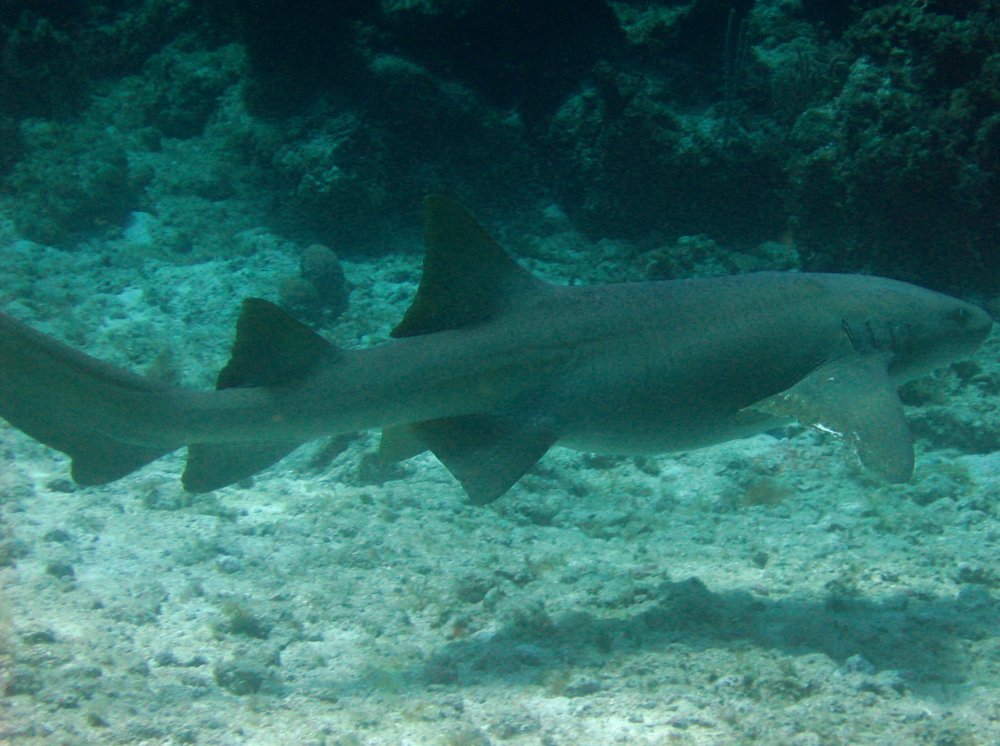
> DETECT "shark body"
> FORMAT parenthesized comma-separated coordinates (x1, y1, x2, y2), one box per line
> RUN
(0, 197, 992, 501)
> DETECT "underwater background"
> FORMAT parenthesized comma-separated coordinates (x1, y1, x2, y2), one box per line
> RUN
(1, 1, 999, 743)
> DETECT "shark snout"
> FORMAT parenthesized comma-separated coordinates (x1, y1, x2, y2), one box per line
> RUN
(958, 302, 994, 343)
(895, 294, 994, 378)
(938, 300, 994, 366)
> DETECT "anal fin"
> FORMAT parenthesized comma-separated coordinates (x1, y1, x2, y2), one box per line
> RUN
(183, 442, 303, 492)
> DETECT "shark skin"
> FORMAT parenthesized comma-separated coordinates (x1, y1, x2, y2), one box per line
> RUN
(0, 196, 993, 502)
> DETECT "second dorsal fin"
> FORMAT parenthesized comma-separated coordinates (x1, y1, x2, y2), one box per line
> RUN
(216, 298, 340, 389)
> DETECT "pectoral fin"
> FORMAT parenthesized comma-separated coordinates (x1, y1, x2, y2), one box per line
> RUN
(746, 353, 913, 482)
(393, 414, 556, 504)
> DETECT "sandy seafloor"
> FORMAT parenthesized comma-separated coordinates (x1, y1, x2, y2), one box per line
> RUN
(1, 217, 999, 746)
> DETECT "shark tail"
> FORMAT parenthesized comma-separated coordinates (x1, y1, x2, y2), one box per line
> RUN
(0, 311, 182, 485)
(0, 299, 339, 491)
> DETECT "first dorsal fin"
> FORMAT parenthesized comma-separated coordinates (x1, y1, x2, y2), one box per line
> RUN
(392, 195, 548, 338)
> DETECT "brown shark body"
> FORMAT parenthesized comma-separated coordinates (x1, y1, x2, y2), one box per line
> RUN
(0, 197, 992, 502)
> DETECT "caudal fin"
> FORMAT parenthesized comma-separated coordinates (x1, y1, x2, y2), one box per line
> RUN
(0, 312, 181, 484)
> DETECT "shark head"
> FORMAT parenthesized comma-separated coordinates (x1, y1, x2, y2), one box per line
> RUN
(895, 292, 991, 381)
(840, 277, 993, 381)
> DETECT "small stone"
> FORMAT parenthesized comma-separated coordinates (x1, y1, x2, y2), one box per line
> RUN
(300, 244, 348, 315)
(215, 555, 242, 574)
(213, 659, 270, 695)
(842, 654, 876, 675)
(564, 676, 601, 697)
(45, 561, 75, 580)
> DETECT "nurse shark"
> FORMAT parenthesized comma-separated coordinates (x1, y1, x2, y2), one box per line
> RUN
(0, 197, 992, 502)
